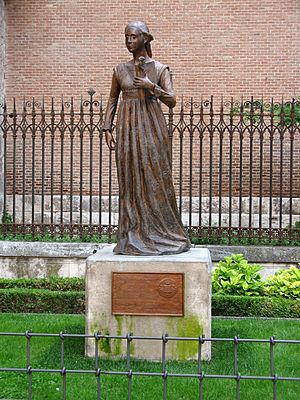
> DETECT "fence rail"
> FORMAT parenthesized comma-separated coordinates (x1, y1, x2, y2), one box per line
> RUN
(0, 331, 299, 400)
(0, 92, 299, 244)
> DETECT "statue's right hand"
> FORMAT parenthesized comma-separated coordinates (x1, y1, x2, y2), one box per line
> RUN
(103, 130, 116, 151)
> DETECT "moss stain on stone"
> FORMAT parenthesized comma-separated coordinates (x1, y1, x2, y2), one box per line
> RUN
(99, 329, 112, 354)
(90, 322, 99, 334)
(167, 316, 203, 360)
(90, 313, 112, 355)
(126, 316, 135, 356)
(114, 316, 123, 356)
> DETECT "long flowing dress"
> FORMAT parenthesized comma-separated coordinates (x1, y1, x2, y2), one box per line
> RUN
(103, 59, 190, 255)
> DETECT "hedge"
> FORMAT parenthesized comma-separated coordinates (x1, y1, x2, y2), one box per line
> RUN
(212, 295, 300, 318)
(0, 287, 299, 317)
(0, 288, 85, 314)
(0, 277, 85, 291)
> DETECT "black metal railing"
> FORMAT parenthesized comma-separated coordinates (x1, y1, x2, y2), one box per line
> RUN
(0, 331, 299, 400)
(0, 92, 299, 244)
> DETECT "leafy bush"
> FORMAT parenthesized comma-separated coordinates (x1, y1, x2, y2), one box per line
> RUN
(212, 254, 264, 296)
(0, 278, 85, 314)
(231, 97, 300, 127)
(212, 295, 300, 318)
(0, 277, 85, 291)
(1, 210, 13, 224)
(264, 265, 300, 300)
(0, 288, 85, 314)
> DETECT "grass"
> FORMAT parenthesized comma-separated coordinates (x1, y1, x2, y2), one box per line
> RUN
(0, 314, 299, 399)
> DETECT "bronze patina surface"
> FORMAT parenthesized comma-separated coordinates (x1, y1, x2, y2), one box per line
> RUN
(103, 21, 190, 256)
(112, 272, 184, 316)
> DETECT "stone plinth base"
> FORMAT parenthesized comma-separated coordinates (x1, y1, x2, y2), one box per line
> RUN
(85, 245, 212, 360)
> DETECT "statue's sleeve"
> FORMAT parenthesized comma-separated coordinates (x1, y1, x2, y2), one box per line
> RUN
(151, 66, 176, 109)
(103, 69, 121, 131)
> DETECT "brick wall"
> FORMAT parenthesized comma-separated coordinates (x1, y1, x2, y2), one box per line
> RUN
(0, 0, 7, 214)
(2, 0, 300, 210)
(4, 0, 300, 102)
(0, 0, 5, 102)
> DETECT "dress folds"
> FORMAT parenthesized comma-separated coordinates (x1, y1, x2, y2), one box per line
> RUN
(103, 59, 190, 255)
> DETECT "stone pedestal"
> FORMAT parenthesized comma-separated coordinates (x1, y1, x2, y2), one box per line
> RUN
(85, 245, 212, 360)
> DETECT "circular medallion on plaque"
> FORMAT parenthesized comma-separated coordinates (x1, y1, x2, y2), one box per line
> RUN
(158, 278, 178, 299)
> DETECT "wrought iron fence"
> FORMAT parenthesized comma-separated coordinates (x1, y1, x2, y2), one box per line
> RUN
(0, 331, 299, 400)
(0, 92, 299, 244)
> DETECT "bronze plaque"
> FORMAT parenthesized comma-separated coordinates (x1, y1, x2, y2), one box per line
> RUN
(112, 273, 184, 316)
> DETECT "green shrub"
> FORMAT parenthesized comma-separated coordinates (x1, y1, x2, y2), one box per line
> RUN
(264, 265, 300, 300)
(0, 277, 85, 291)
(0, 288, 85, 314)
(231, 97, 300, 127)
(212, 254, 264, 296)
(212, 295, 300, 318)
(1, 210, 13, 224)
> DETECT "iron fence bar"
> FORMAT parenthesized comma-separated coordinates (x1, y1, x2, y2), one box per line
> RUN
(21, 98, 26, 229)
(189, 98, 194, 230)
(89, 91, 94, 233)
(108, 149, 113, 242)
(198, 99, 204, 227)
(2, 100, 7, 235)
(208, 96, 213, 227)
(98, 97, 103, 233)
(218, 99, 224, 228)
(289, 99, 295, 229)
(198, 336, 204, 400)
(238, 101, 244, 229)
(79, 97, 84, 237)
(98, 126, 103, 231)
(12, 98, 17, 228)
(41, 97, 46, 232)
(60, 332, 67, 400)
(127, 333, 133, 400)
(269, 99, 274, 240)
(60, 98, 65, 236)
(234, 336, 240, 400)
(178, 98, 184, 216)
(233, 335, 239, 374)
(2, 331, 300, 345)
(94, 333, 101, 400)
(162, 334, 168, 400)
(228, 98, 234, 244)
(0, 367, 299, 382)
(278, 98, 286, 234)
(31, 99, 36, 239)
(258, 112, 264, 231)
(270, 336, 276, 400)
(279, 124, 284, 231)
(69, 97, 74, 234)
(248, 97, 254, 230)
(25, 330, 32, 400)
(50, 98, 55, 231)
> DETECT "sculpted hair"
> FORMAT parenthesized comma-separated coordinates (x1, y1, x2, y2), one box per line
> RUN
(125, 21, 154, 58)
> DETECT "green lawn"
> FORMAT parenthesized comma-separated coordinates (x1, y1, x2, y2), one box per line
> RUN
(0, 314, 299, 399)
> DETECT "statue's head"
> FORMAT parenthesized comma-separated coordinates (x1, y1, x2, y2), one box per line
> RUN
(125, 21, 154, 58)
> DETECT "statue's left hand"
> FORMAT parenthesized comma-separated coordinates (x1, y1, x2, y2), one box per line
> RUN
(133, 75, 155, 91)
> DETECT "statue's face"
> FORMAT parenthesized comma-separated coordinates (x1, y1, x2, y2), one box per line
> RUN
(125, 27, 145, 53)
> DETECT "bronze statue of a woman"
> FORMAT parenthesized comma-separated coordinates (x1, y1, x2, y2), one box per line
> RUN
(103, 21, 190, 256)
